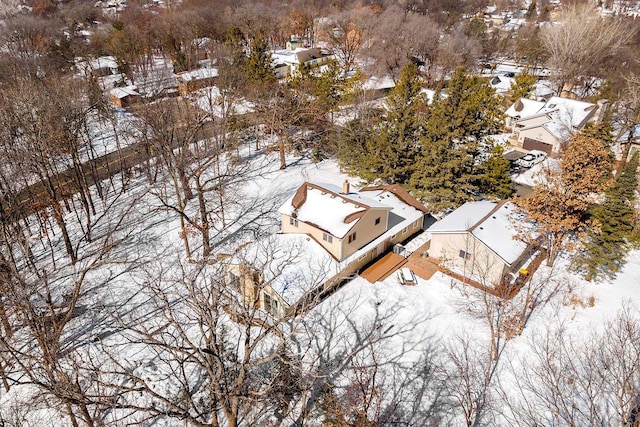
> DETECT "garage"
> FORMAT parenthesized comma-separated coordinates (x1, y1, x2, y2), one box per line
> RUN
(522, 137, 553, 154)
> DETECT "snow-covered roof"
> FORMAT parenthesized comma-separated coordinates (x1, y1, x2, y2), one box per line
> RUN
(428, 201, 528, 265)
(109, 85, 140, 99)
(85, 56, 118, 71)
(278, 182, 391, 238)
(428, 201, 497, 233)
(235, 233, 341, 305)
(511, 96, 597, 140)
(490, 75, 515, 94)
(177, 68, 219, 82)
(505, 98, 545, 119)
(471, 202, 528, 264)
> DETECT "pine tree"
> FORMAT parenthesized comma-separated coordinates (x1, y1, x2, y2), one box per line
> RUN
(410, 67, 505, 211)
(579, 152, 639, 280)
(245, 29, 275, 86)
(476, 145, 515, 199)
(337, 62, 425, 184)
(507, 74, 537, 105)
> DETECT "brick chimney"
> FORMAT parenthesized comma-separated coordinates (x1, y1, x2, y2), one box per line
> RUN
(342, 180, 350, 194)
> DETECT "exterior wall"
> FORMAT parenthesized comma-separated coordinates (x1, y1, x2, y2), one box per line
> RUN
(281, 213, 343, 259)
(339, 209, 389, 260)
(429, 232, 506, 286)
(516, 127, 559, 152)
(516, 115, 549, 128)
(281, 209, 390, 261)
(286, 215, 424, 317)
(226, 264, 289, 317)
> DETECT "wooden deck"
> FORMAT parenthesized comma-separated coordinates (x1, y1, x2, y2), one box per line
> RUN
(361, 252, 407, 283)
(360, 240, 544, 301)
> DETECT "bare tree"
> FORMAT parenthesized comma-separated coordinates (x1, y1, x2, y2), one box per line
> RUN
(541, 4, 637, 95)
(502, 305, 640, 426)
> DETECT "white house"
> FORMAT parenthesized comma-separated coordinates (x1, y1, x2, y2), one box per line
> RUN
(506, 96, 599, 155)
(428, 200, 536, 287)
(270, 47, 334, 78)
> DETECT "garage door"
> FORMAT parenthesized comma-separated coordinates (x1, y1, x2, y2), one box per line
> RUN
(522, 138, 552, 154)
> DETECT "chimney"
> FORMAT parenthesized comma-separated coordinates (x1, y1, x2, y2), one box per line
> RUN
(342, 180, 350, 194)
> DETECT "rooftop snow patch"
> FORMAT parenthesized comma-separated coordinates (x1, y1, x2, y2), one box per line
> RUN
(428, 201, 497, 233)
(278, 183, 391, 238)
(471, 202, 528, 264)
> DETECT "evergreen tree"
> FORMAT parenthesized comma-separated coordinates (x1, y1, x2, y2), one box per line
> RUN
(224, 25, 246, 67)
(578, 152, 639, 281)
(410, 67, 504, 211)
(338, 62, 425, 184)
(245, 29, 275, 86)
(507, 74, 537, 105)
(476, 145, 515, 199)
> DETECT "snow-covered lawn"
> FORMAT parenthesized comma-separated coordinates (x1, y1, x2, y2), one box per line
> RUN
(1, 144, 638, 425)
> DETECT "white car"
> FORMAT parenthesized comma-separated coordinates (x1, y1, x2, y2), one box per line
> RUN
(517, 150, 547, 168)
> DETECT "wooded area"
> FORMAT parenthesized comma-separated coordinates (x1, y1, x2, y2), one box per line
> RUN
(0, 0, 640, 425)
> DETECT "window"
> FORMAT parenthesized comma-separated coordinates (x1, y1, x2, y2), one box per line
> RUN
(289, 217, 298, 227)
(347, 232, 357, 243)
(263, 293, 279, 316)
(375, 217, 381, 226)
(228, 271, 240, 291)
(459, 250, 473, 260)
(413, 220, 420, 229)
(323, 232, 333, 243)
(402, 227, 408, 235)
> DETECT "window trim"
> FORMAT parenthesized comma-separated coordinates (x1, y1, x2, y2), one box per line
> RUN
(289, 217, 298, 227)
(322, 232, 333, 243)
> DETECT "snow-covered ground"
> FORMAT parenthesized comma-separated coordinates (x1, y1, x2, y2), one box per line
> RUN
(2, 142, 638, 425)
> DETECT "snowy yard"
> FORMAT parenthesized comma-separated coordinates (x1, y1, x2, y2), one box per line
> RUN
(1, 147, 639, 426)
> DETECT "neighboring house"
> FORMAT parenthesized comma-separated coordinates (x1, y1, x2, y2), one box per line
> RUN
(109, 85, 140, 108)
(78, 56, 120, 78)
(506, 96, 599, 155)
(489, 74, 515, 95)
(176, 68, 219, 95)
(618, 124, 640, 162)
(227, 181, 428, 318)
(270, 47, 333, 78)
(428, 200, 537, 287)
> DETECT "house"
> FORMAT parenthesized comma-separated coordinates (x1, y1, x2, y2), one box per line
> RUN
(226, 181, 428, 318)
(270, 47, 333, 78)
(618, 124, 640, 162)
(427, 200, 537, 287)
(506, 96, 599, 155)
(176, 67, 219, 95)
(78, 56, 120, 78)
(109, 85, 140, 108)
(489, 74, 515, 95)
(279, 181, 427, 262)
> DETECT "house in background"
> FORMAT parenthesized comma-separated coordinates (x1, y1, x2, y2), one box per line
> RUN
(270, 47, 334, 78)
(176, 68, 219, 95)
(427, 200, 537, 287)
(109, 85, 141, 108)
(506, 96, 600, 155)
(226, 181, 429, 318)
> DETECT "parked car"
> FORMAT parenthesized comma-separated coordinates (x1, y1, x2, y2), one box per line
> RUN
(517, 150, 547, 168)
